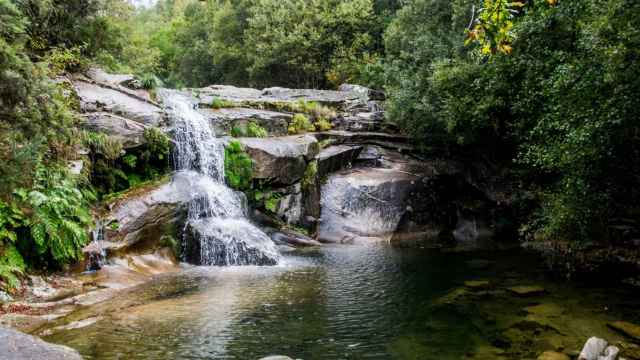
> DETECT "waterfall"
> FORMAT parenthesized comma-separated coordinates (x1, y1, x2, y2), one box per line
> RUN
(160, 90, 279, 266)
(85, 219, 107, 271)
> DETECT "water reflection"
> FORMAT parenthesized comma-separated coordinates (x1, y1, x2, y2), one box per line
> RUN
(45, 244, 640, 359)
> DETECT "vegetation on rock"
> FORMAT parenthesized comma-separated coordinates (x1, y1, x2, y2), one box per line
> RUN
(224, 140, 254, 191)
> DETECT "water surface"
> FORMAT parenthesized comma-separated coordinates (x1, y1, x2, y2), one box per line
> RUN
(46, 244, 640, 359)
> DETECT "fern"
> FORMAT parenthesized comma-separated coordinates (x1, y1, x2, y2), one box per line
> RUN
(16, 164, 94, 263)
(0, 245, 25, 289)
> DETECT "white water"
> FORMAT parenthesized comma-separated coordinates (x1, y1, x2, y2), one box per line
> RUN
(160, 90, 279, 266)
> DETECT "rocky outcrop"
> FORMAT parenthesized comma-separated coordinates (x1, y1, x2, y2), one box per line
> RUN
(200, 107, 292, 136)
(85, 173, 193, 262)
(0, 326, 82, 360)
(238, 135, 319, 185)
(316, 145, 362, 177)
(318, 165, 419, 243)
(73, 80, 163, 126)
(82, 112, 148, 149)
(194, 84, 370, 110)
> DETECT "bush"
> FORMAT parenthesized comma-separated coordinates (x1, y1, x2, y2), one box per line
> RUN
(314, 118, 333, 132)
(224, 140, 253, 191)
(211, 97, 234, 109)
(288, 114, 316, 134)
(247, 122, 268, 138)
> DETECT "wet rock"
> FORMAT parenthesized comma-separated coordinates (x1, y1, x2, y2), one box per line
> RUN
(316, 145, 362, 177)
(275, 184, 303, 225)
(183, 218, 279, 266)
(538, 351, 570, 360)
(258, 356, 294, 360)
(87, 174, 191, 260)
(82, 112, 148, 148)
(239, 135, 319, 185)
(269, 230, 322, 247)
(318, 167, 418, 243)
(0, 326, 82, 360)
(200, 107, 291, 136)
(609, 321, 640, 342)
(507, 286, 547, 297)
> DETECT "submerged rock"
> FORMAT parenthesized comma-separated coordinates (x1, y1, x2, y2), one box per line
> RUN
(507, 286, 547, 297)
(464, 280, 491, 290)
(0, 326, 82, 360)
(538, 351, 570, 360)
(608, 321, 640, 342)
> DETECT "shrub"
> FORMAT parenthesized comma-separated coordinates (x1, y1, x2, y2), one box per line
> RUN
(231, 126, 246, 137)
(211, 97, 234, 109)
(247, 122, 268, 138)
(142, 128, 170, 161)
(288, 114, 315, 134)
(224, 140, 253, 190)
(314, 118, 333, 131)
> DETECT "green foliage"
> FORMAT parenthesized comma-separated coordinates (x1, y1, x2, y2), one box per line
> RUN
(14, 164, 95, 264)
(210, 97, 234, 109)
(253, 189, 282, 214)
(230, 126, 247, 138)
(224, 140, 253, 191)
(302, 161, 318, 189)
(46, 46, 88, 75)
(314, 118, 334, 132)
(0, 244, 25, 289)
(246, 122, 268, 138)
(385, 0, 640, 242)
(143, 128, 170, 161)
(82, 132, 124, 161)
(139, 73, 163, 90)
(288, 114, 315, 135)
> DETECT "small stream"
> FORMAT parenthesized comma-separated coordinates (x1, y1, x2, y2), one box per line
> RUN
(45, 245, 640, 359)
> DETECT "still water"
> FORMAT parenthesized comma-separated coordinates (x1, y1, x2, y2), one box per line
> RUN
(45, 244, 640, 359)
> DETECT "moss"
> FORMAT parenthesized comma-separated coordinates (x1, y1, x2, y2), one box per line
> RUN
(288, 114, 315, 134)
(302, 160, 318, 189)
(247, 122, 268, 138)
(210, 97, 235, 109)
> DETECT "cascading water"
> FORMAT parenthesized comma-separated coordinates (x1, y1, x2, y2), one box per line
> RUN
(160, 90, 279, 266)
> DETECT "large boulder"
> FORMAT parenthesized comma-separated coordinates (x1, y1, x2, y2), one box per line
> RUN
(81, 112, 148, 149)
(87, 173, 194, 260)
(73, 77, 163, 126)
(199, 107, 291, 136)
(0, 326, 82, 360)
(318, 166, 418, 243)
(316, 145, 362, 177)
(238, 135, 319, 185)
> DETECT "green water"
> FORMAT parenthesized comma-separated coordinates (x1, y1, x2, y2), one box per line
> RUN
(45, 244, 640, 359)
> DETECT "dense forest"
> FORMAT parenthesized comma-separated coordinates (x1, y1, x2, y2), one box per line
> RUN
(0, 0, 638, 289)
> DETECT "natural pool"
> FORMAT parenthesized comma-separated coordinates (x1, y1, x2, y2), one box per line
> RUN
(44, 244, 640, 359)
